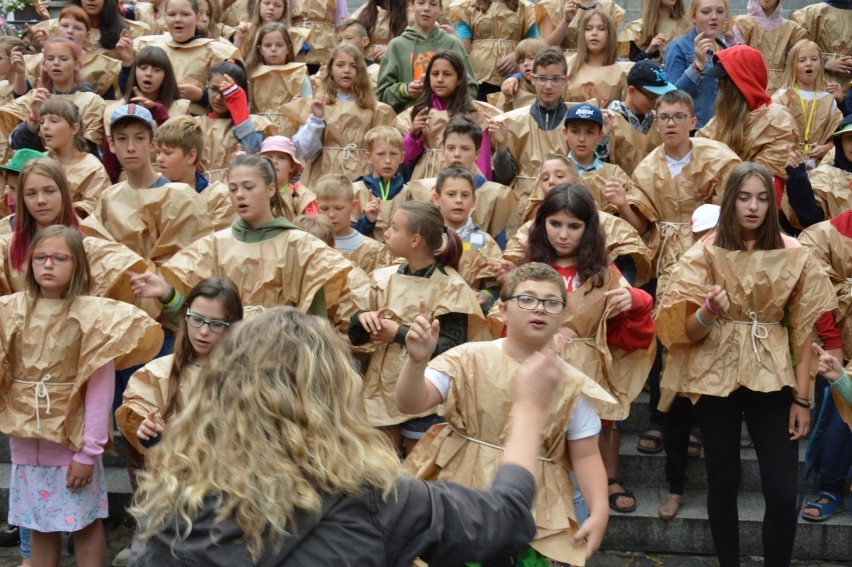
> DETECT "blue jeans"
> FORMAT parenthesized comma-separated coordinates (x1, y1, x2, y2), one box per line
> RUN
(570, 472, 590, 525)
(20, 525, 30, 559)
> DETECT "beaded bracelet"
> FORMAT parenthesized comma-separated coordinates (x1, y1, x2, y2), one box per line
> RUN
(695, 308, 714, 329)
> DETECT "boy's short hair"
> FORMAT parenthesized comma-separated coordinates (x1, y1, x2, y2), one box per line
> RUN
(295, 214, 335, 247)
(314, 173, 355, 200)
(533, 46, 568, 76)
(514, 38, 547, 62)
(500, 262, 567, 304)
(436, 166, 475, 195)
(655, 89, 695, 114)
(155, 116, 204, 165)
(334, 18, 369, 38)
(0, 35, 24, 56)
(443, 114, 483, 150)
(364, 126, 403, 152)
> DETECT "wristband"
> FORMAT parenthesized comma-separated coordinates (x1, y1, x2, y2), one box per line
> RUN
(691, 62, 703, 74)
(695, 308, 714, 329)
(704, 298, 719, 316)
(159, 287, 176, 305)
(791, 398, 811, 409)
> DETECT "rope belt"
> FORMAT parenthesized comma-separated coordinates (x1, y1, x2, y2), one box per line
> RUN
(720, 312, 781, 363)
(448, 423, 553, 463)
(14, 375, 73, 429)
(656, 221, 689, 277)
(297, 19, 333, 30)
(326, 144, 363, 163)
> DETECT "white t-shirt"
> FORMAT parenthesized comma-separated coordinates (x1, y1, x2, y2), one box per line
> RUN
(424, 339, 602, 441)
(665, 150, 693, 178)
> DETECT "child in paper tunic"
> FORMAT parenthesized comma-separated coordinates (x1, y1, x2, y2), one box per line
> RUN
(132, 0, 166, 35)
(792, 1, 852, 87)
(399, 52, 500, 181)
(0, 40, 105, 152)
(349, 202, 486, 433)
(771, 40, 843, 169)
(0, 226, 162, 543)
(258, 136, 319, 222)
(617, 0, 691, 62)
(696, 46, 799, 182)
(536, 0, 624, 53)
(117, 277, 243, 454)
(562, 10, 632, 108)
(397, 262, 614, 565)
(729, 0, 808, 94)
(449, 0, 538, 90)
(245, 22, 311, 134)
(352, 0, 407, 61)
(0, 37, 23, 168)
(37, 99, 109, 218)
(487, 38, 545, 112)
(0, 158, 150, 316)
(152, 155, 350, 317)
(25, 6, 121, 98)
(290, 0, 347, 66)
(287, 46, 395, 187)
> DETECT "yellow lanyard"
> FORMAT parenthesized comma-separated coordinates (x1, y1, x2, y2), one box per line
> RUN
(794, 85, 818, 155)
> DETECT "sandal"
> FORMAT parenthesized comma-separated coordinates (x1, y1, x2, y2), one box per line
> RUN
(658, 493, 682, 520)
(687, 433, 702, 458)
(636, 427, 664, 454)
(801, 492, 846, 522)
(607, 478, 637, 513)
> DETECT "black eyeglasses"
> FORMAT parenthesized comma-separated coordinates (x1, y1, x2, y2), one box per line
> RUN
(185, 311, 230, 333)
(656, 112, 691, 124)
(506, 294, 566, 315)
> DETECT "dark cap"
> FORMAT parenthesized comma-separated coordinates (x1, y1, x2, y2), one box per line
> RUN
(627, 60, 677, 95)
(564, 103, 603, 127)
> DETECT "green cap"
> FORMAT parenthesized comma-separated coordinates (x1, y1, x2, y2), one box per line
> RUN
(0, 148, 46, 174)
(833, 115, 852, 137)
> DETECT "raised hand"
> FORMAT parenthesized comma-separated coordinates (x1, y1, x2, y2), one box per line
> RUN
(705, 284, 729, 315)
(598, 174, 627, 208)
(410, 107, 430, 138)
(311, 94, 326, 119)
(405, 299, 440, 364)
(407, 78, 424, 100)
(125, 270, 172, 300)
(364, 194, 381, 223)
(812, 343, 844, 382)
(116, 28, 135, 67)
(488, 118, 509, 152)
(137, 410, 164, 441)
(604, 286, 633, 318)
(130, 87, 155, 109)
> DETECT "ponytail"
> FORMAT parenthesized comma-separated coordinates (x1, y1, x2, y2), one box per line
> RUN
(398, 201, 462, 271)
(436, 225, 462, 271)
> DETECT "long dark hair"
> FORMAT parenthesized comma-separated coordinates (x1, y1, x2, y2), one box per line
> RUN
(72, 0, 127, 50)
(714, 162, 784, 251)
(523, 183, 609, 292)
(164, 277, 243, 419)
(356, 0, 407, 41)
(411, 51, 475, 119)
(123, 46, 180, 109)
(208, 59, 251, 104)
(398, 201, 462, 271)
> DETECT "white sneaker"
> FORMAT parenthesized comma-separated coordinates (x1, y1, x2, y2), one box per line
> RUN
(112, 545, 132, 567)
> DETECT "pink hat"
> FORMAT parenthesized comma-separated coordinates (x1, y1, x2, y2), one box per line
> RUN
(259, 136, 303, 168)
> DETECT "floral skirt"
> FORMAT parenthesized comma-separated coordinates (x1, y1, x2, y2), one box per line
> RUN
(8, 462, 108, 532)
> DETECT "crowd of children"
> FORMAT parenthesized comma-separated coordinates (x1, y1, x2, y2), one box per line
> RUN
(0, 0, 849, 566)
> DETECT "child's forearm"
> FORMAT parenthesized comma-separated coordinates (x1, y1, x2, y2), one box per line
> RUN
(502, 400, 546, 474)
(395, 358, 438, 414)
(74, 361, 116, 465)
(795, 339, 812, 401)
(617, 203, 649, 235)
(570, 437, 609, 523)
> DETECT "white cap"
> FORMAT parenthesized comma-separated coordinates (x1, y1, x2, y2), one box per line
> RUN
(691, 204, 720, 233)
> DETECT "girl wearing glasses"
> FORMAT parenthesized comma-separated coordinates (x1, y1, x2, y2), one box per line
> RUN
(0, 225, 161, 567)
(516, 183, 655, 515)
(562, 9, 630, 108)
(349, 201, 485, 455)
(117, 277, 243, 454)
(655, 162, 835, 567)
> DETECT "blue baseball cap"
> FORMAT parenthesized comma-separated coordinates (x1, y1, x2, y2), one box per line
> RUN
(564, 103, 603, 127)
(627, 60, 677, 95)
(109, 103, 156, 135)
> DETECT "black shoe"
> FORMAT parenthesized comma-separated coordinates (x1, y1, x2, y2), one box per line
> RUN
(0, 524, 20, 547)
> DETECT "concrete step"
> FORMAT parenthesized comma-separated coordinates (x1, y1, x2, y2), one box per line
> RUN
(602, 488, 852, 561)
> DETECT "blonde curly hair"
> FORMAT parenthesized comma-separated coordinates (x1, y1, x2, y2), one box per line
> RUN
(131, 307, 401, 560)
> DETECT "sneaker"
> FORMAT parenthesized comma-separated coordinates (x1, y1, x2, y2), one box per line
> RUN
(112, 545, 132, 566)
(0, 524, 20, 547)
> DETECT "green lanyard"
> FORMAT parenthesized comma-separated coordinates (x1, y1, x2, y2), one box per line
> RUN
(379, 179, 391, 201)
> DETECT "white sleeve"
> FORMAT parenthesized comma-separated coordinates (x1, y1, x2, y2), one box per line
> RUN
(424, 366, 451, 402)
(564, 394, 602, 441)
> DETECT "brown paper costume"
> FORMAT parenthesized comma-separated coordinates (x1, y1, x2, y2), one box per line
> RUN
(771, 88, 843, 160)
(204, 181, 238, 231)
(629, 138, 741, 288)
(698, 105, 799, 179)
(792, 3, 852, 86)
(221, 0, 249, 26)
(486, 83, 537, 113)
(196, 115, 277, 183)
(352, 180, 404, 242)
(80, 181, 214, 267)
(160, 227, 351, 311)
(0, 294, 162, 450)
(61, 151, 111, 217)
(617, 17, 691, 61)
(0, 90, 105, 147)
(449, 0, 537, 86)
(608, 112, 662, 176)
(290, 0, 337, 65)
(562, 55, 632, 107)
(250, 63, 309, 133)
(279, 184, 318, 222)
(278, 97, 395, 187)
(115, 354, 201, 453)
(798, 219, 852, 358)
(457, 229, 502, 289)
(33, 18, 150, 60)
(656, 242, 836, 401)
(341, 236, 395, 274)
(26, 51, 121, 97)
(0, 82, 13, 169)
(134, 2, 166, 35)
(801, 164, 852, 220)
(400, 177, 518, 239)
(395, 100, 502, 181)
(402, 340, 614, 565)
(732, 16, 808, 94)
(535, 0, 624, 52)
(361, 264, 487, 427)
(133, 34, 241, 91)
